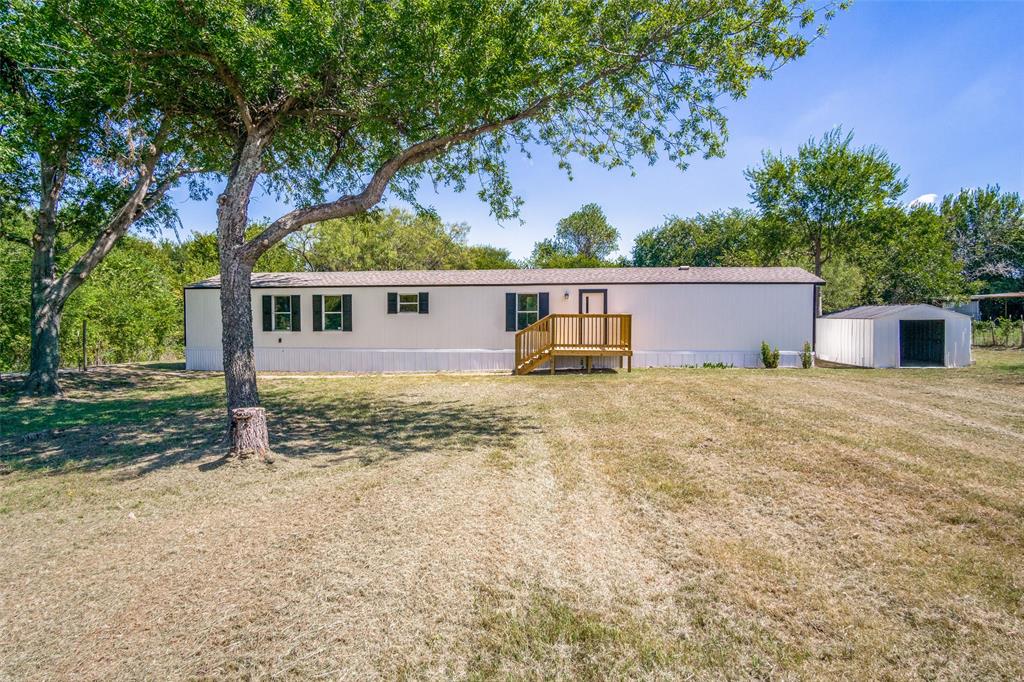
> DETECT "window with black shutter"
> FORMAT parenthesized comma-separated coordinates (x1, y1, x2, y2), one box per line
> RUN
(323, 295, 344, 330)
(272, 295, 293, 331)
(516, 293, 539, 329)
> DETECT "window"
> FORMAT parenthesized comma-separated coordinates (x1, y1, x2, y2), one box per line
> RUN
(273, 295, 292, 331)
(323, 295, 343, 330)
(517, 293, 539, 330)
(398, 293, 419, 313)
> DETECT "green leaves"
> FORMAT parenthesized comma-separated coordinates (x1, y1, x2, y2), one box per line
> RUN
(940, 186, 1024, 286)
(530, 203, 620, 267)
(62, 0, 840, 222)
(744, 127, 908, 274)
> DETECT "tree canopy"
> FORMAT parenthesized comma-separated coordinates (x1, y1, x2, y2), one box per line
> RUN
(940, 186, 1023, 290)
(64, 0, 841, 255)
(530, 203, 620, 268)
(744, 128, 907, 276)
(289, 209, 514, 271)
(632, 209, 760, 267)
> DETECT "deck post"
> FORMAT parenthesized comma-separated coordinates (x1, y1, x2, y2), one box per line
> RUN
(550, 357, 555, 374)
(627, 355, 631, 372)
(586, 356, 592, 373)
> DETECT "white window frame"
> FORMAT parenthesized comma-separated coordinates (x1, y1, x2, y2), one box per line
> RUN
(272, 295, 292, 331)
(322, 294, 344, 331)
(516, 293, 539, 330)
(398, 292, 420, 313)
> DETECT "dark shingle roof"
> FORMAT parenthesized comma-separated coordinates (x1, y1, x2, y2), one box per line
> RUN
(187, 267, 823, 289)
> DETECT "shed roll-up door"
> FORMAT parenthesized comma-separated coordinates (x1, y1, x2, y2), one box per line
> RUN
(899, 320, 944, 366)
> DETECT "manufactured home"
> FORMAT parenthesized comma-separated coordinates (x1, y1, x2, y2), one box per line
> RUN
(815, 304, 972, 368)
(184, 267, 823, 374)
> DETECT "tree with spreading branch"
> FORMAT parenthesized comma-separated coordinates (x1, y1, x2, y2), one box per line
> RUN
(1, 1, 201, 395)
(68, 0, 844, 452)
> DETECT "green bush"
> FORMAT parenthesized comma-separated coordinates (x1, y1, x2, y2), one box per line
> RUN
(996, 317, 1017, 346)
(973, 320, 995, 346)
(800, 341, 813, 369)
(760, 341, 780, 369)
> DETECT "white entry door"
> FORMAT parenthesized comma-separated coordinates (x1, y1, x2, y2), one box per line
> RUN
(579, 290, 608, 347)
(581, 290, 606, 314)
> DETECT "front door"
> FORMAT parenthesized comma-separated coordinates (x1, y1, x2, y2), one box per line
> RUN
(581, 290, 606, 314)
(579, 289, 608, 346)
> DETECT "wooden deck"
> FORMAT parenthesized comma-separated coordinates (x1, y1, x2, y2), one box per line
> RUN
(514, 314, 633, 375)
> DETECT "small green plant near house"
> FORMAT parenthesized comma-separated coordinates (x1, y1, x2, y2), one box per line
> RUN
(760, 341, 780, 369)
(800, 341, 813, 369)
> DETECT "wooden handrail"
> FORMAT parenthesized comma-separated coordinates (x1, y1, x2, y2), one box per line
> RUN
(514, 314, 632, 374)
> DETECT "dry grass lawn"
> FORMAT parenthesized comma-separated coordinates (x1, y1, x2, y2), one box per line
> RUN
(1, 350, 1022, 680)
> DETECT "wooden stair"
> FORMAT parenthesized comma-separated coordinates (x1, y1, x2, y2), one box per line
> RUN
(514, 314, 632, 375)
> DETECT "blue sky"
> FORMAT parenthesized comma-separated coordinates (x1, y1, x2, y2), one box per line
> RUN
(168, 0, 1024, 261)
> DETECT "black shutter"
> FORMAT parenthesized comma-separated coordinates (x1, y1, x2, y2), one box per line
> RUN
(505, 293, 516, 332)
(539, 292, 549, 319)
(418, 291, 429, 314)
(262, 295, 272, 331)
(312, 295, 323, 331)
(290, 294, 301, 331)
(342, 294, 352, 331)
(387, 292, 397, 314)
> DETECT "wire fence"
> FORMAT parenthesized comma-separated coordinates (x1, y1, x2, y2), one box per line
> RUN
(972, 318, 1024, 348)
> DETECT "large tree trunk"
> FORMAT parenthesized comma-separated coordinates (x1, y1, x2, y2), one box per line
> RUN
(24, 159, 64, 396)
(24, 294, 63, 396)
(220, 255, 260, 414)
(217, 134, 269, 455)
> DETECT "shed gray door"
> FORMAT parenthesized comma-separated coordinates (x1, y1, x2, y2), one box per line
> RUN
(899, 320, 944, 367)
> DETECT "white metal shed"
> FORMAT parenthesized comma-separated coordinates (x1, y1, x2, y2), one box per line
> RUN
(815, 304, 973, 368)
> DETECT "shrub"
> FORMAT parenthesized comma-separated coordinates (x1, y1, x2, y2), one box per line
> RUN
(760, 341, 780, 369)
(974, 320, 995, 346)
(800, 341, 813, 369)
(996, 317, 1017, 346)
(701, 362, 734, 369)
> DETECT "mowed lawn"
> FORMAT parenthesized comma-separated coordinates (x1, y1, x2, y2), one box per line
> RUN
(1, 351, 1022, 680)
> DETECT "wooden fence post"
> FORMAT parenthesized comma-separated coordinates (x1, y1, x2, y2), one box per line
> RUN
(81, 319, 87, 372)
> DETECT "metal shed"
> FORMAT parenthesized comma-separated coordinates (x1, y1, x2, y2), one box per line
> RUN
(815, 304, 973, 368)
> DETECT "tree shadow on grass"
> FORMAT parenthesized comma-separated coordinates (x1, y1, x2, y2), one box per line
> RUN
(2, 373, 536, 478)
(0, 370, 224, 438)
(263, 391, 534, 467)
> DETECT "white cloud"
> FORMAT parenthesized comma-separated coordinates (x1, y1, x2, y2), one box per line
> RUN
(908, 193, 938, 207)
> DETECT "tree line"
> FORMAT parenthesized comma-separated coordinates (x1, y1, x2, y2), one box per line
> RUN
(539, 131, 1023, 314)
(4, 141, 1019, 376)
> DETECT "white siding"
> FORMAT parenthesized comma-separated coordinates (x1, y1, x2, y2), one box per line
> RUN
(185, 282, 816, 372)
(815, 318, 875, 367)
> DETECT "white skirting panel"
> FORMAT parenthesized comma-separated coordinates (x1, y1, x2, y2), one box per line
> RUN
(186, 347, 514, 372)
(186, 347, 804, 372)
(631, 349, 803, 369)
